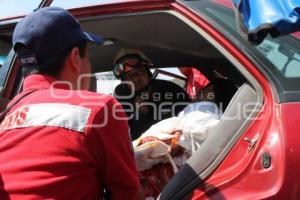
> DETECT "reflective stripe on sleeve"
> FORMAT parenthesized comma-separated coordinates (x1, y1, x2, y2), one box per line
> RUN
(0, 103, 91, 133)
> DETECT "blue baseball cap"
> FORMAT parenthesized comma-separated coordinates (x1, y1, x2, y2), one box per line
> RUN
(13, 7, 103, 66)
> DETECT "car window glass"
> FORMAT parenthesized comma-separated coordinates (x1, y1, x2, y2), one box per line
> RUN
(205, 6, 300, 79)
(0, 39, 10, 64)
(51, 0, 125, 9)
(181, 0, 300, 97)
(151, 68, 186, 88)
(257, 39, 300, 78)
(0, 0, 41, 20)
(0, 56, 6, 67)
(95, 71, 120, 95)
(0, 50, 14, 93)
(0, 39, 11, 73)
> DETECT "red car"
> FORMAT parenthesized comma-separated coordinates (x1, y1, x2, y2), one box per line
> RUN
(0, 0, 300, 199)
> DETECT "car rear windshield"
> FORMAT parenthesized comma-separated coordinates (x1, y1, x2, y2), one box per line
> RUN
(181, 0, 300, 102)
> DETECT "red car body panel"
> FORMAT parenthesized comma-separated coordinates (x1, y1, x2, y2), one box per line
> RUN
(1, 0, 300, 199)
(190, 103, 285, 199)
(292, 31, 300, 39)
(69, 0, 173, 18)
(173, 2, 297, 199)
(274, 103, 300, 199)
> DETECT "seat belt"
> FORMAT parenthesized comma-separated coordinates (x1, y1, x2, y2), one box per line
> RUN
(0, 89, 37, 123)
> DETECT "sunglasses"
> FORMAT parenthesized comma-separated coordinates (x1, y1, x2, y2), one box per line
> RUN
(113, 60, 153, 79)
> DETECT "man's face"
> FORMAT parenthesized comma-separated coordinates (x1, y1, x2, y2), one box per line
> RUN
(123, 59, 150, 91)
(78, 46, 91, 90)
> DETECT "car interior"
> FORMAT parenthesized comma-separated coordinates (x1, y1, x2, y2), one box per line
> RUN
(77, 10, 263, 199)
(0, 9, 263, 199)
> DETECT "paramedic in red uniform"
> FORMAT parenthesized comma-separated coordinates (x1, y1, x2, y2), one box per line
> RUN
(0, 7, 142, 200)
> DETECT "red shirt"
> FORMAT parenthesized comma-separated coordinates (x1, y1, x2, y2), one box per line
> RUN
(0, 74, 139, 200)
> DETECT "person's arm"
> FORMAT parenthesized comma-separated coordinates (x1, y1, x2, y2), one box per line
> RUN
(89, 97, 142, 200)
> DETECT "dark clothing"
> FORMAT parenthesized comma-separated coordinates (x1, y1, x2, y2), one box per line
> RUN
(114, 79, 190, 139)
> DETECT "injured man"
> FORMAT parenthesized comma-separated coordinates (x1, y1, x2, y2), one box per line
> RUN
(133, 100, 221, 199)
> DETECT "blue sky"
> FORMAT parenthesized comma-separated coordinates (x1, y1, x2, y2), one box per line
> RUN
(0, 0, 40, 19)
(0, 0, 126, 19)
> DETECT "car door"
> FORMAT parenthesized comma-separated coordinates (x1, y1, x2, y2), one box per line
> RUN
(160, 1, 300, 199)
(1, 0, 298, 199)
(0, 1, 266, 200)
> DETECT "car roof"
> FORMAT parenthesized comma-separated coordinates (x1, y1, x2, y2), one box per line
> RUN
(0, 0, 174, 21)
